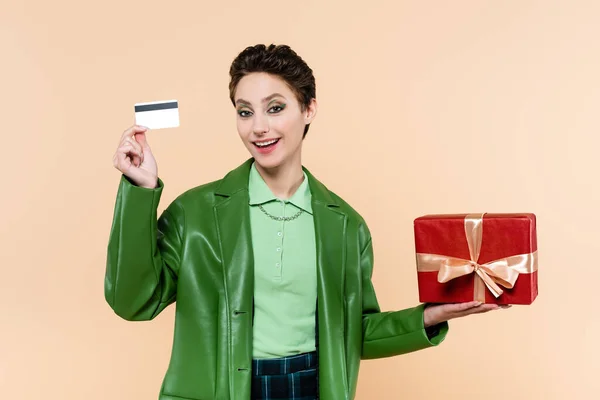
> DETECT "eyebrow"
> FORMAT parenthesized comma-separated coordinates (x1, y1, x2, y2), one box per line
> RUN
(235, 93, 285, 106)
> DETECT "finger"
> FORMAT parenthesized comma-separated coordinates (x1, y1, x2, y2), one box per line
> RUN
(118, 142, 143, 159)
(123, 137, 144, 163)
(120, 125, 149, 143)
(133, 130, 151, 150)
(115, 148, 132, 171)
(464, 304, 499, 316)
(452, 301, 483, 313)
(448, 304, 497, 319)
(118, 143, 143, 167)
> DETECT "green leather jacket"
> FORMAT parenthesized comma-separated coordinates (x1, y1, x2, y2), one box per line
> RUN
(105, 159, 448, 400)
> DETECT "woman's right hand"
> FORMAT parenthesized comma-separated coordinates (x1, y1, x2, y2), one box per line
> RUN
(113, 125, 158, 189)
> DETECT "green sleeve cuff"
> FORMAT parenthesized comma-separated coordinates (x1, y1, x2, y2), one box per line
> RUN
(121, 174, 164, 191)
(425, 321, 449, 346)
(421, 303, 449, 346)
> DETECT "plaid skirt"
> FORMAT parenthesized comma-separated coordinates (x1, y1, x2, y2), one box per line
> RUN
(251, 351, 319, 400)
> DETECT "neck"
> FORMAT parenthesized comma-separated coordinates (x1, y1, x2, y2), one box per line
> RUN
(255, 157, 304, 200)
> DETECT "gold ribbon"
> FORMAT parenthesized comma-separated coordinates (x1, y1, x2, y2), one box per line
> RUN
(416, 213, 538, 302)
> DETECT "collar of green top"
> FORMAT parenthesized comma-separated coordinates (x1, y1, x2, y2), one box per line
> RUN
(248, 162, 313, 215)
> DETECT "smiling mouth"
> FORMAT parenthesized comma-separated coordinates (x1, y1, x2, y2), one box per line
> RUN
(253, 138, 280, 149)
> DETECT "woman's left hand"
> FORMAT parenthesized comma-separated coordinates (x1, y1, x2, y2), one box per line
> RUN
(423, 301, 510, 328)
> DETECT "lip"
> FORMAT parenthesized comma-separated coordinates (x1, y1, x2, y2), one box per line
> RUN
(252, 138, 280, 155)
(252, 138, 280, 144)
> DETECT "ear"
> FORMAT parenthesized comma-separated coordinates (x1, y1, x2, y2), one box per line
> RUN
(304, 98, 318, 124)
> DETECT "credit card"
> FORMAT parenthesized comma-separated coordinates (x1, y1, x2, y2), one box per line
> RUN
(134, 100, 179, 129)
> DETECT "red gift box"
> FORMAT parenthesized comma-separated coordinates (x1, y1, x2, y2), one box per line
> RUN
(414, 213, 538, 305)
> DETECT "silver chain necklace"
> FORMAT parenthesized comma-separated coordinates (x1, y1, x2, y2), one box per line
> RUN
(258, 204, 303, 221)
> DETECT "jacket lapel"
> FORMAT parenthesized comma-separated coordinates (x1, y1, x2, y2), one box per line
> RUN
(305, 168, 349, 400)
(214, 159, 255, 399)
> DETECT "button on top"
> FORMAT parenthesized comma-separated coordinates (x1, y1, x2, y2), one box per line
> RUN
(277, 232, 282, 236)
(276, 247, 281, 252)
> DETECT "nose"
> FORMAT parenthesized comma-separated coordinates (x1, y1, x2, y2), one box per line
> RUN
(252, 114, 269, 136)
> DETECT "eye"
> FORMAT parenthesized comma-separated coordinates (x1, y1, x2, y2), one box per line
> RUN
(237, 109, 253, 118)
(268, 104, 286, 114)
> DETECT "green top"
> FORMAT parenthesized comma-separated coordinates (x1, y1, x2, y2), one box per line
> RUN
(248, 162, 317, 359)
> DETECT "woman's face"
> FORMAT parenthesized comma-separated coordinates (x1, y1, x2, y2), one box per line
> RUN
(234, 72, 316, 171)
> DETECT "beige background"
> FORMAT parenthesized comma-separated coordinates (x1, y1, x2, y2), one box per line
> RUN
(2, 0, 598, 399)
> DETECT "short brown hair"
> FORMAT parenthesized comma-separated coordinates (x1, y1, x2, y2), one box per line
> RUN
(229, 44, 316, 138)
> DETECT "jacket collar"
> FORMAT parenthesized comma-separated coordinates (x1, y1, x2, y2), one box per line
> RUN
(215, 158, 340, 209)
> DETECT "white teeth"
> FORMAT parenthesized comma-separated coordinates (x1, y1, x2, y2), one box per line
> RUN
(255, 139, 278, 147)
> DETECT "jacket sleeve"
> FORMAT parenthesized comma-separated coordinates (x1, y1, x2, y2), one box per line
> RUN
(360, 226, 449, 359)
(104, 175, 184, 321)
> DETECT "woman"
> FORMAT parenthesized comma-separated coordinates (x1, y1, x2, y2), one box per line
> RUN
(106, 44, 500, 400)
